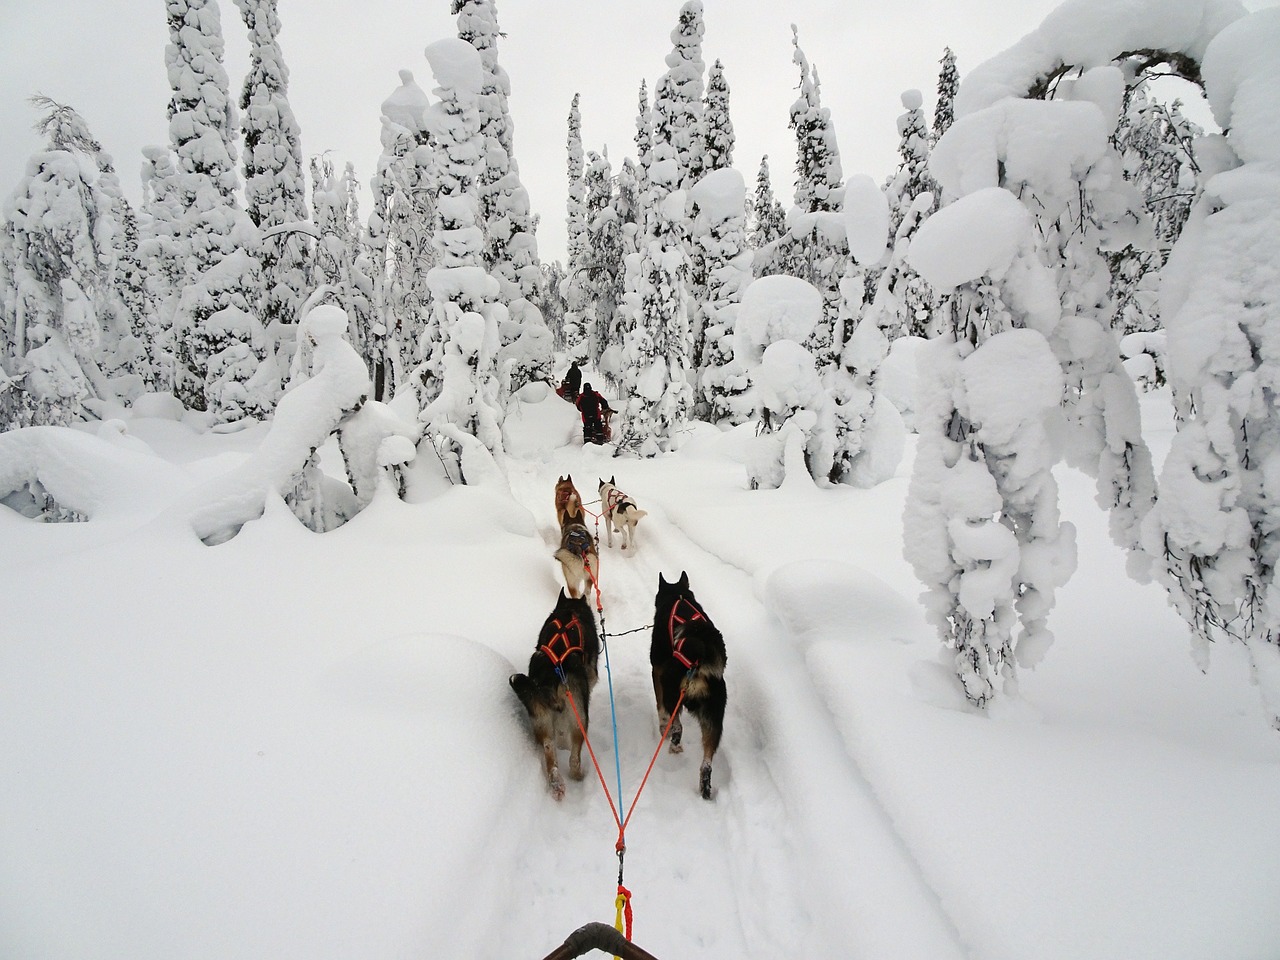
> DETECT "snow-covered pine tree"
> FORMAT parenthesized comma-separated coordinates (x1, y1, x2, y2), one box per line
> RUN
(633, 79, 654, 213)
(453, 0, 544, 314)
(690, 168, 752, 424)
(368, 70, 435, 403)
(748, 155, 787, 275)
(885, 89, 935, 238)
(701, 59, 734, 175)
(787, 26, 843, 216)
(653, 0, 707, 192)
(581, 150, 623, 367)
(904, 189, 1077, 706)
(310, 156, 376, 385)
(780, 26, 847, 371)
(872, 90, 940, 342)
(615, 182, 693, 457)
(1, 99, 132, 428)
(941, 69, 1160, 566)
(136, 145, 186, 391)
(561, 93, 588, 360)
(932, 47, 958, 142)
(235, 0, 310, 392)
(165, 0, 271, 423)
(418, 38, 504, 468)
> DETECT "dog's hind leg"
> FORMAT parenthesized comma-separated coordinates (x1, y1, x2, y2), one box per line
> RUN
(532, 716, 565, 801)
(695, 678, 727, 800)
(653, 667, 684, 752)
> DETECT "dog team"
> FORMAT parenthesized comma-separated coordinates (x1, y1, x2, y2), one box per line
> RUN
(509, 475, 728, 802)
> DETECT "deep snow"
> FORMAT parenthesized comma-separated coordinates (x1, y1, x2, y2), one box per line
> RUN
(2, 381, 1279, 960)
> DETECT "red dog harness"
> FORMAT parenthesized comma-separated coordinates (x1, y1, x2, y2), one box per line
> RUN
(605, 486, 633, 516)
(667, 597, 705, 669)
(541, 615, 584, 666)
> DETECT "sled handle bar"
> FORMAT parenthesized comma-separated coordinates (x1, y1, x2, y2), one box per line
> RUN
(538, 921, 662, 960)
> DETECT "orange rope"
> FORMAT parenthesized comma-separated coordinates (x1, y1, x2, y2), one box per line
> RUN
(562, 684, 622, 833)
(622, 683, 687, 837)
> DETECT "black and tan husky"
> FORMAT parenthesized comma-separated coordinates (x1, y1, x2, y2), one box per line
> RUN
(650, 572, 727, 800)
(510, 589, 601, 801)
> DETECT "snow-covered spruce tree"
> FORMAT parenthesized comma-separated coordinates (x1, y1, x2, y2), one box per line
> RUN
(535, 260, 568, 348)
(866, 191, 939, 341)
(30, 98, 151, 395)
(581, 150, 623, 367)
(885, 89, 936, 238)
(633, 79, 654, 215)
(932, 46, 959, 143)
(943, 70, 1160, 565)
(827, 174, 902, 488)
(904, 188, 1077, 706)
(614, 181, 694, 457)
(653, 0, 707, 191)
(165, 0, 271, 423)
(136, 145, 187, 391)
(787, 26, 843, 216)
(310, 156, 376, 384)
(779, 26, 846, 370)
(236, 0, 310, 389)
(872, 90, 940, 342)
(418, 38, 504, 470)
(1109, 83, 1203, 338)
(734, 274, 831, 489)
(454, 0, 549, 399)
(701, 59, 734, 175)
(749, 155, 787, 276)
(1, 100, 131, 428)
(690, 168, 752, 425)
(686, 60, 734, 395)
(366, 71, 433, 402)
(1137, 7, 1280, 726)
(561, 93, 588, 360)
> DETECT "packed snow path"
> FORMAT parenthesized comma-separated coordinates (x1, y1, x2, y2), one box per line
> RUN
(495, 443, 965, 959)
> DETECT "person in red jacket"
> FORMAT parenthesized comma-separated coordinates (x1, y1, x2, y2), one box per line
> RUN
(576, 383, 612, 444)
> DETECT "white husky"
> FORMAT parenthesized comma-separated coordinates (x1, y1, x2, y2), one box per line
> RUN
(598, 477, 647, 551)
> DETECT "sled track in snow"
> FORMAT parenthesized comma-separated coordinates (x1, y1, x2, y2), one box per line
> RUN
(493, 451, 966, 959)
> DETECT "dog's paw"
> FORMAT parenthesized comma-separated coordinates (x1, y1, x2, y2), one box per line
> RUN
(549, 771, 566, 801)
(699, 761, 713, 800)
(569, 757, 585, 780)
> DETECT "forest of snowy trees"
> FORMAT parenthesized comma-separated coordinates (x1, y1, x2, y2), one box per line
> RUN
(2, 0, 1279, 716)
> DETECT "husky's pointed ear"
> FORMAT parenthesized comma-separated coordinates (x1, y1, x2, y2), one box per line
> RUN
(678, 571, 690, 589)
(599, 478, 606, 488)
(610, 475, 616, 485)
(658, 572, 669, 587)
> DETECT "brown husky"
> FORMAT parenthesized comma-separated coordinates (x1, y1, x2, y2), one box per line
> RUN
(554, 475, 584, 530)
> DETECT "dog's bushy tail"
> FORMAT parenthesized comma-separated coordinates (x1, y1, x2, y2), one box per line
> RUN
(510, 673, 537, 711)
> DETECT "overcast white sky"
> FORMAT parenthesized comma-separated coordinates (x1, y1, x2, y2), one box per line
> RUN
(0, 0, 1261, 264)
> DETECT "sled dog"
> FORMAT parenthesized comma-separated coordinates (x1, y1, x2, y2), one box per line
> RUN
(555, 520, 598, 600)
(554, 475, 584, 531)
(598, 477, 647, 551)
(510, 590, 600, 801)
(650, 572, 727, 800)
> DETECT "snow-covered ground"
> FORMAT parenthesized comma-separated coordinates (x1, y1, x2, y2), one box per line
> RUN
(3, 382, 1279, 960)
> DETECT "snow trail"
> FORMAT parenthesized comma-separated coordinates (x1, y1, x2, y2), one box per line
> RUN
(494, 437, 966, 959)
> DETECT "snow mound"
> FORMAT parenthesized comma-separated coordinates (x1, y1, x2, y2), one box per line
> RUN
(765, 559, 921, 647)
